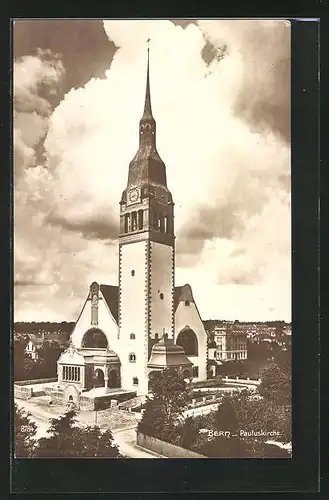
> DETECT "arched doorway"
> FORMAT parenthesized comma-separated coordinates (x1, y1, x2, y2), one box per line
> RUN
(108, 369, 119, 389)
(63, 384, 80, 410)
(176, 327, 198, 356)
(94, 368, 105, 388)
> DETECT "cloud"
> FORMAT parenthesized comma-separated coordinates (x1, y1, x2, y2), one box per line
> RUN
(14, 20, 291, 322)
(13, 49, 64, 178)
(198, 20, 291, 142)
(46, 212, 118, 241)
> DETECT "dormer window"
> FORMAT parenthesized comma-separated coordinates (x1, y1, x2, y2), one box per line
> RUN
(185, 300, 190, 307)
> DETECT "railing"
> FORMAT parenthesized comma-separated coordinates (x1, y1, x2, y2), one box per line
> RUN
(222, 376, 261, 385)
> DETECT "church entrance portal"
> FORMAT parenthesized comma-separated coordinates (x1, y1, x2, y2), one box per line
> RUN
(94, 368, 105, 388)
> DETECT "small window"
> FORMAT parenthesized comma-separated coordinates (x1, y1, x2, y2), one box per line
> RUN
(193, 366, 199, 378)
(130, 333, 136, 340)
(133, 377, 139, 386)
(131, 270, 135, 276)
(154, 333, 159, 341)
(160, 293, 164, 300)
(185, 300, 190, 306)
(129, 353, 136, 362)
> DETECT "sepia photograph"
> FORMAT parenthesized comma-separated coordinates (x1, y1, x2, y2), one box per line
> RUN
(13, 19, 291, 460)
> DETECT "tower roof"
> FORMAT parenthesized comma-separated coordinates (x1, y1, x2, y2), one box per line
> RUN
(123, 42, 169, 192)
(147, 337, 193, 369)
(141, 41, 153, 121)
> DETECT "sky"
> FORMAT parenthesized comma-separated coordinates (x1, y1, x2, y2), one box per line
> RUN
(13, 19, 291, 322)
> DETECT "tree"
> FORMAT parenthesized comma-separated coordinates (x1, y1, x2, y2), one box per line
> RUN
(23, 353, 36, 380)
(13, 339, 25, 380)
(259, 363, 291, 406)
(196, 434, 248, 458)
(14, 403, 38, 458)
(213, 395, 240, 434)
(190, 388, 292, 457)
(213, 389, 291, 445)
(138, 368, 191, 441)
(36, 410, 122, 458)
(177, 417, 200, 449)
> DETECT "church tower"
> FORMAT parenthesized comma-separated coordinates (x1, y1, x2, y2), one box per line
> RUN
(118, 45, 175, 395)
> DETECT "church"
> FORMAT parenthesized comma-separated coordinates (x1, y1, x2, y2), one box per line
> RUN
(57, 48, 207, 400)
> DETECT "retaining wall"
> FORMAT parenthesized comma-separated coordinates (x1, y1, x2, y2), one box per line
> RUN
(14, 378, 57, 386)
(14, 385, 33, 400)
(137, 432, 206, 458)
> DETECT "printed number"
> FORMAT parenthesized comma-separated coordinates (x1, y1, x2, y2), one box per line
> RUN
(21, 425, 34, 432)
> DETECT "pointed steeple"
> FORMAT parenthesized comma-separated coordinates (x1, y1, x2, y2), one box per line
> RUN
(142, 39, 153, 120)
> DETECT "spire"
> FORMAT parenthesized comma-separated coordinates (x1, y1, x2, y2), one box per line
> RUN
(142, 39, 153, 120)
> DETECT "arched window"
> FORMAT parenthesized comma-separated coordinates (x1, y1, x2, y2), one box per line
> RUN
(192, 366, 199, 378)
(133, 377, 139, 386)
(160, 293, 164, 300)
(164, 216, 168, 233)
(125, 214, 130, 233)
(131, 270, 135, 276)
(157, 213, 162, 230)
(131, 212, 137, 231)
(129, 353, 136, 362)
(130, 333, 136, 339)
(82, 328, 108, 349)
(138, 210, 143, 230)
(154, 333, 159, 341)
(185, 300, 190, 306)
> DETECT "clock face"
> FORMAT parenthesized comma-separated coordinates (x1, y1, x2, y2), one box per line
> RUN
(128, 188, 139, 203)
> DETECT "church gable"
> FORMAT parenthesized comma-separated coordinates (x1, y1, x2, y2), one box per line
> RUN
(174, 284, 206, 333)
(174, 283, 207, 381)
(58, 345, 85, 365)
(70, 282, 119, 350)
(174, 284, 198, 313)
